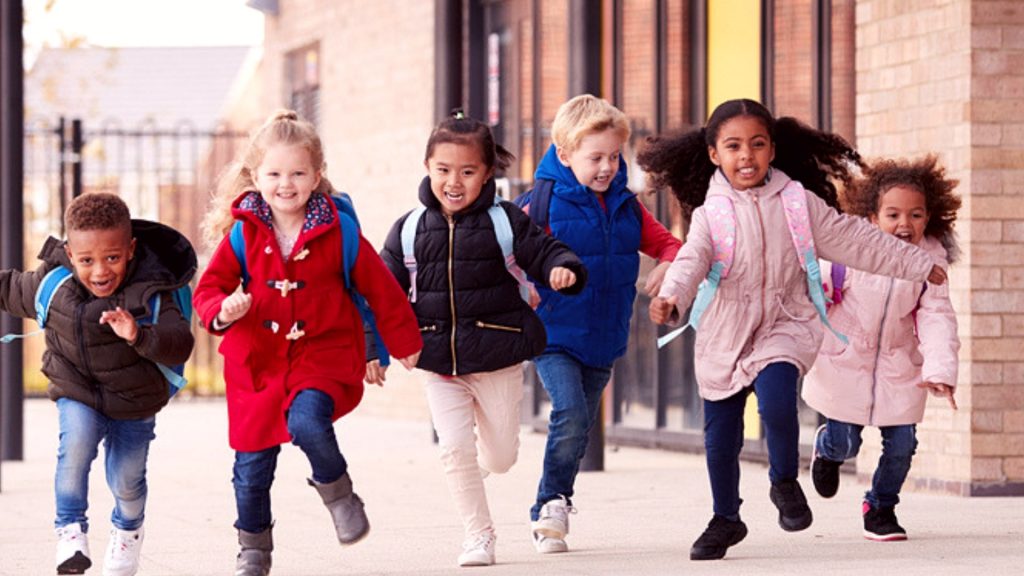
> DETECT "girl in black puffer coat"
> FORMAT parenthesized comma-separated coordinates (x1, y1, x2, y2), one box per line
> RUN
(370, 111, 585, 567)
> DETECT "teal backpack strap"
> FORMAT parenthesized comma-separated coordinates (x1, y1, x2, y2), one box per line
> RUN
(400, 206, 427, 303)
(780, 183, 848, 345)
(658, 196, 737, 349)
(2, 266, 74, 344)
(487, 199, 531, 303)
(229, 221, 250, 288)
(143, 291, 190, 396)
(332, 192, 391, 367)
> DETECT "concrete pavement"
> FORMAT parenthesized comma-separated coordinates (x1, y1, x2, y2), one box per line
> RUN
(1, 397, 1021, 575)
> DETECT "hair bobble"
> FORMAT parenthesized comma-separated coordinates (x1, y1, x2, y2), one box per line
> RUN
(450, 108, 466, 120)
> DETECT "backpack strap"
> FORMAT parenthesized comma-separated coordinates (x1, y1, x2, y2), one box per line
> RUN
(657, 195, 736, 348)
(400, 206, 427, 303)
(229, 221, 250, 289)
(142, 290, 190, 395)
(516, 179, 555, 229)
(487, 198, 532, 303)
(0, 266, 74, 344)
(780, 183, 848, 345)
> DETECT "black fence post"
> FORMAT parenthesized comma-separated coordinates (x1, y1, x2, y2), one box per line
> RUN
(1, 0, 26, 477)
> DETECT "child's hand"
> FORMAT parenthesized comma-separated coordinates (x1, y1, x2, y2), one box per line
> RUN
(649, 295, 678, 325)
(218, 292, 253, 324)
(365, 360, 387, 386)
(917, 381, 957, 410)
(397, 351, 421, 371)
(644, 261, 672, 297)
(927, 264, 947, 285)
(548, 266, 577, 291)
(99, 307, 139, 344)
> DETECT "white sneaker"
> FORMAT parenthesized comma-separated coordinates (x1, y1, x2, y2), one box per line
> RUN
(56, 523, 92, 575)
(457, 530, 496, 567)
(533, 496, 574, 539)
(103, 526, 144, 576)
(532, 531, 568, 554)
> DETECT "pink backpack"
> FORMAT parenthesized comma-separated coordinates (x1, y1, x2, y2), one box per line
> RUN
(658, 181, 848, 347)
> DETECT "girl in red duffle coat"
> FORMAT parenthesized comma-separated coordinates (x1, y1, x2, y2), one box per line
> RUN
(193, 110, 422, 576)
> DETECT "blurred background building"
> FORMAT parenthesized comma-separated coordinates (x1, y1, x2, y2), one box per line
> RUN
(7, 0, 1023, 497)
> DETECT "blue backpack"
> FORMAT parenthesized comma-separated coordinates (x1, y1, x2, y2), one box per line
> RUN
(0, 266, 192, 397)
(228, 191, 391, 366)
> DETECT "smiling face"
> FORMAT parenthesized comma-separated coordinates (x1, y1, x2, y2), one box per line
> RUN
(253, 143, 322, 221)
(557, 128, 624, 193)
(426, 141, 494, 216)
(64, 227, 136, 298)
(871, 184, 929, 244)
(708, 115, 775, 191)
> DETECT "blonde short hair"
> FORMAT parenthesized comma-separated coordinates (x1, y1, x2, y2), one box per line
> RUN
(551, 94, 631, 153)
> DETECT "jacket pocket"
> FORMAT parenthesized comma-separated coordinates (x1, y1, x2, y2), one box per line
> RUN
(475, 320, 523, 333)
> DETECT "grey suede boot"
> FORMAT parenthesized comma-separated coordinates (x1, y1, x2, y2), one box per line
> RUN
(235, 527, 272, 576)
(309, 473, 369, 544)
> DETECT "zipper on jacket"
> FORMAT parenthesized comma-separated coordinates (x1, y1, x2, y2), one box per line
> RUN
(752, 194, 768, 331)
(868, 277, 895, 424)
(420, 325, 438, 332)
(475, 320, 522, 333)
(447, 215, 458, 375)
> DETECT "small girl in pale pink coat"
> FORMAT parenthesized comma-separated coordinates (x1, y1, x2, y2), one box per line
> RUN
(802, 155, 961, 542)
(638, 99, 948, 561)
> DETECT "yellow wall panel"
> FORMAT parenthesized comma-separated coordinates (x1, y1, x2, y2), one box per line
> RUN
(707, 0, 761, 115)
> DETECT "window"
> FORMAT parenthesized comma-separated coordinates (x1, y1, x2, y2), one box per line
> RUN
(285, 44, 321, 128)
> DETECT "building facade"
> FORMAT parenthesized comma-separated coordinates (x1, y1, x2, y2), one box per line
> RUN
(245, 0, 1024, 495)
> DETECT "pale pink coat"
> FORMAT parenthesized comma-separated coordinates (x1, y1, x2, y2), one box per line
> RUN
(659, 169, 935, 401)
(802, 236, 959, 426)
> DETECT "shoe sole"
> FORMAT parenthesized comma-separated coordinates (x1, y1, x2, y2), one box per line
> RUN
(532, 519, 567, 540)
(57, 551, 92, 575)
(533, 536, 568, 554)
(458, 555, 495, 567)
(778, 512, 813, 532)
(863, 530, 908, 542)
(338, 525, 370, 546)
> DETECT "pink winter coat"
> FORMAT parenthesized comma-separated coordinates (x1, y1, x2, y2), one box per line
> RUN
(802, 236, 959, 426)
(658, 169, 935, 401)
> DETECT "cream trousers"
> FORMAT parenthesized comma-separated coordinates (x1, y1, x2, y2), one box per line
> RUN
(424, 364, 525, 538)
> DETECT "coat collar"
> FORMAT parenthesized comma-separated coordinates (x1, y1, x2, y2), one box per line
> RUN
(534, 143, 634, 214)
(707, 166, 792, 204)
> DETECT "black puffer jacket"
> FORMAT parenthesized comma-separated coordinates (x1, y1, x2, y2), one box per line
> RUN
(381, 177, 586, 375)
(0, 220, 196, 419)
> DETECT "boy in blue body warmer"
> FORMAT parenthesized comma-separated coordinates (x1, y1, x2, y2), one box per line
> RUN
(521, 95, 681, 554)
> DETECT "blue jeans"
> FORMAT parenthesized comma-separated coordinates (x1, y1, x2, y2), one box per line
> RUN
(703, 362, 800, 519)
(54, 398, 156, 532)
(233, 389, 347, 532)
(530, 352, 612, 521)
(816, 419, 917, 508)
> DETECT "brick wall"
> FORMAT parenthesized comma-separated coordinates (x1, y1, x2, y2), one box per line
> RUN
(251, 0, 437, 420)
(855, 0, 1024, 495)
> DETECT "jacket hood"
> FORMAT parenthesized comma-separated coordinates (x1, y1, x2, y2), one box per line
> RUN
(707, 166, 792, 202)
(39, 219, 197, 315)
(534, 144, 630, 205)
(417, 174, 499, 216)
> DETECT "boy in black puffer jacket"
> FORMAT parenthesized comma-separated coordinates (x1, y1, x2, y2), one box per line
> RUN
(0, 192, 195, 576)
(368, 111, 586, 568)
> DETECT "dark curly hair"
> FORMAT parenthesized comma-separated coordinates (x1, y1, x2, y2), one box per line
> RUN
(424, 108, 515, 172)
(846, 155, 961, 261)
(65, 192, 132, 236)
(636, 99, 863, 210)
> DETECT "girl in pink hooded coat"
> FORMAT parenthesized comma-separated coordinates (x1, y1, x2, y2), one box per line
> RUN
(802, 155, 961, 542)
(639, 99, 948, 561)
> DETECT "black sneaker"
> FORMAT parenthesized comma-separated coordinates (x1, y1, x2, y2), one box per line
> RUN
(811, 424, 842, 498)
(862, 502, 908, 541)
(769, 479, 813, 531)
(690, 515, 748, 561)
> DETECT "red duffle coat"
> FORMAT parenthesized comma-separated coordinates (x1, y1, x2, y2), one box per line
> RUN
(194, 191, 422, 451)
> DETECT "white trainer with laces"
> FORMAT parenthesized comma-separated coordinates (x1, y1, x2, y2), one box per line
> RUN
(532, 495, 575, 540)
(457, 530, 496, 567)
(56, 523, 92, 575)
(103, 526, 144, 576)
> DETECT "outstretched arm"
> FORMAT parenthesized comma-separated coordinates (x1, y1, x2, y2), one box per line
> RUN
(656, 206, 714, 324)
(506, 203, 587, 294)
